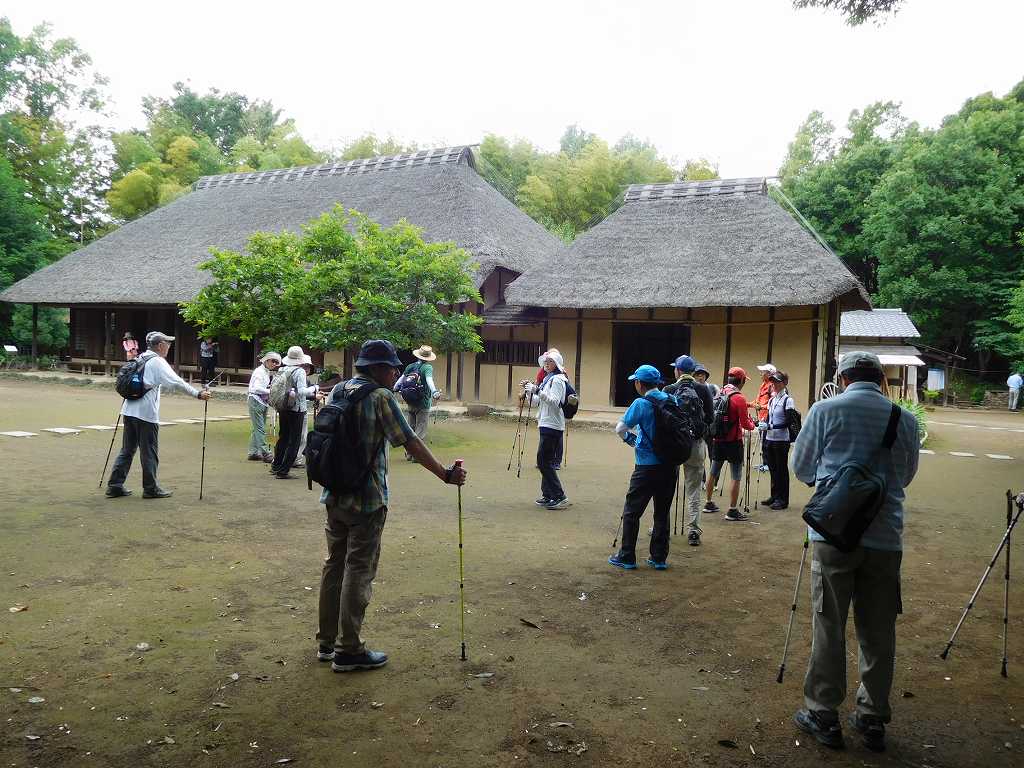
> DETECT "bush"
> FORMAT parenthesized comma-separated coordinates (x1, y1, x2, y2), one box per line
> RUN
(970, 384, 987, 405)
(923, 388, 941, 404)
(895, 398, 927, 444)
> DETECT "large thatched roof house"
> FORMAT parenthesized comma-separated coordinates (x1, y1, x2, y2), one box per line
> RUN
(503, 178, 869, 410)
(0, 147, 561, 381)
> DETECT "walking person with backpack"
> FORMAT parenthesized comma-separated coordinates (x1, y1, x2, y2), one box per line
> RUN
(246, 351, 281, 462)
(106, 331, 212, 499)
(609, 364, 688, 570)
(394, 345, 442, 461)
(521, 350, 574, 510)
(789, 351, 919, 752)
(704, 367, 756, 521)
(269, 346, 323, 479)
(309, 339, 467, 672)
(664, 355, 714, 546)
(758, 370, 796, 510)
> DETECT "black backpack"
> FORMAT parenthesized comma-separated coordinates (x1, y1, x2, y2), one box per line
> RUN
(642, 393, 694, 465)
(709, 388, 738, 439)
(115, 354, 153, 400)
(786, 404, 803, 442)
(561, 380, 579, 419)
(305, 380, 381, 494)
(396, 362, 429, 406)
(664, 380, 707, 440)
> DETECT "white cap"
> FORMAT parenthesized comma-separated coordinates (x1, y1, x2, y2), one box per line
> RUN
(756, 363, 777, 373)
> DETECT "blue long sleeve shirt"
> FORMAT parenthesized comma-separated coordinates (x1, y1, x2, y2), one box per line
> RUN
(790, 381, 920, 551)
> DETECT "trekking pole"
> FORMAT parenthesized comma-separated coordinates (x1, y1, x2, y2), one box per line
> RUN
(673, 470, 680, 536)
(1003, 489, 1012, 678)
(754, 431, 764, 509)
(742, 431, 752, 514)
(97, 407, 124, 488)
(454, 459, 467, 661)
(777, 532, 810, 683)
(941, 491, 1023, 665)
(199, 388, 210, 501)
(517, 394, 533, 478)
(507, 397, 525, 471)
(611, 514, 623, 549)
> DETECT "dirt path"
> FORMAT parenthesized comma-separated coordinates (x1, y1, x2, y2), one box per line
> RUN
(1, 381, 1022, 767)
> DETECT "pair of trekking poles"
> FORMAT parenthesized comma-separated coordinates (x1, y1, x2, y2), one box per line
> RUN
(776, 490, 1023, 684)
(97, 373, 221, 500)
(506, 387, 533, 477)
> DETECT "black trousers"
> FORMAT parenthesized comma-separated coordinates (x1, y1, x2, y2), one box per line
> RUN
(763, 439, 791, 504)
(537, 427, 565, 501)
(272, 410, 305, 475)
(200, 358, 216, 383)
(616, 463, 676, 563)
(108, 415, 160, 492)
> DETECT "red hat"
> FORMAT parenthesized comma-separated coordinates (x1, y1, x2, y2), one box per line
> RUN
(728, 366, 747, 381)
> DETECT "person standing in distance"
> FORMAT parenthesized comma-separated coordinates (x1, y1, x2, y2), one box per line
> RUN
(610, 364, 677, 570)
(758, 370, 794, 510)
(317, 339, 467, 672)
(704, 367, 755, 521)
(106, 331, 212, 499)
(247, 351, 281, 462)
(199, 337, 219, 385)
(521, 350, 571, 510)
(790, 351, 919, 752)
(270, 346, 323, 479)
(1007, 370, 1022, 411)
(398, 345, 442, 461)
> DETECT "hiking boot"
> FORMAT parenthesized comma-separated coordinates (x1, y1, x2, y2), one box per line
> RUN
(545, 497, 571, 510)
(760, 497, 775, 506)
(331, 649, 388, 672)
(794, 709, 844, 749)
(247, 453, 263, 461)
(105, 486, 132, 498)
(688, 530, 701, 546)
(142, 488, 172, 499)
(724, 508, 749, 521)
(317, 645, 335, 662)
(275, 473, 293, 480)
(535, 497, 550, 506)
(608, 554, 637, 570)
(704, 501, 720, 513)
(645, 558, 668, 570)
(847, 712, 885, 752)
(770, 500, 788, 510)
(291, 460, 305, 468)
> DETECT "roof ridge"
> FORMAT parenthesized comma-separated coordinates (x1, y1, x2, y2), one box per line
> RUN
(194, 146, 472, 191)
(624, 177, 766, 203)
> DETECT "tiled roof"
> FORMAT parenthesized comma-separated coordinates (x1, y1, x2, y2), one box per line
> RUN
(194, 147, 470, 190)
(624, 177, 766, 203)
(840, 309, 921, 339)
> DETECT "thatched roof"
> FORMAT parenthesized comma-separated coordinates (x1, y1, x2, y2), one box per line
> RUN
(841, 309, 920, 338)
(505, 178, 869, 310)
(1, 147, 561, 306)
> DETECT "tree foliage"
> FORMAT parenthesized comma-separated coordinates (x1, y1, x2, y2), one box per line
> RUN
(792, 0, 904, 26)
(108, 82, 325, 221)
(338, 133, 418, 161)
(181, 206, 483, 355)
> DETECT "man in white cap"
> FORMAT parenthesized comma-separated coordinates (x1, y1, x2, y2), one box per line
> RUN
(106, 331, 212, 499)
(247, 351, 281, 462)
(395, 344, 442, 459)
(790, 351, 919, 752)
(270, 345, 323, 479)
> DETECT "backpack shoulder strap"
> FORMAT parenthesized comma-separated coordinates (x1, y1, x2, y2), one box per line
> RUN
(349, 381, 380, 403)
(882, 403, 901, 449)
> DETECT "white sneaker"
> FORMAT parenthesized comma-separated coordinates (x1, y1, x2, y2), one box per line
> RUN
(545, 497, 571, 510)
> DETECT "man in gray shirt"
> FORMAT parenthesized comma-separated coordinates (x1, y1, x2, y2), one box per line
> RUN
(789, 351, 919, 753)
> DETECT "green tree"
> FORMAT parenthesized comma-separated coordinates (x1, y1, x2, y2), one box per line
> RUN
(778, 110, 835, 185)
(338, 133, 418, 161)
(792, 0, 904, 25)
(181, 206, 483, 355)
(107, 168, 161, 220)
(680, 158, 719, 181)
(477, 134, 539, 204)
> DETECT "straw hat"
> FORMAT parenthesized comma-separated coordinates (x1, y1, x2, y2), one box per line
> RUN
(412, 345, 437, 362)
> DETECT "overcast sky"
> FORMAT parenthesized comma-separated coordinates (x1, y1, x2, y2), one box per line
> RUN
(5, 0, 1022, 178)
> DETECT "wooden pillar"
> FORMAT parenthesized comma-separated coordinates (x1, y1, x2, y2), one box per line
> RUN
(102, 309, 111, 376)
(574, 318, 583, 391)
(723, 307, 733, 383)
(173, 311, 182, 371)
(474, 350, 481, 401)
(507, 327, 514, 399)
(31, 304, 38, 364)
(456, 351, 464, 401)
(808, 306, 821, 402)
(766, 307, 775, 363)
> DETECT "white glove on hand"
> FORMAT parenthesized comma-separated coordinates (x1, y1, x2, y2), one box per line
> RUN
(757, 421, 768, 431)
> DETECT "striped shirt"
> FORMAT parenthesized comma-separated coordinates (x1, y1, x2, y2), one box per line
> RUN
(790, 381, 919, 551)
(321, 376, 415, 515)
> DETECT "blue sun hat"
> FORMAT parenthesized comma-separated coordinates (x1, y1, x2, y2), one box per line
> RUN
(628, 364, 663, 384)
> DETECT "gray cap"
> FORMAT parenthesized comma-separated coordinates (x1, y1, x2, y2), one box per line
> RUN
(839, 350, 883, 374)
(146, 331, 175, 348)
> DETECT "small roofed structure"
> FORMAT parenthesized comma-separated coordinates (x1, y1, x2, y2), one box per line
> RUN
(840, 308, 925, 402)
(502, 178, 869, 409)
(0, 147, 562, 383)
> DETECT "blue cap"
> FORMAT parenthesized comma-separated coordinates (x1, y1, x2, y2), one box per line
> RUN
(628, 364, 663, 384)
(672, 355, 696, 373)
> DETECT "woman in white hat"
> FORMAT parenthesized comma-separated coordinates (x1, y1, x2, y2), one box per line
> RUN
(270, 345, 323, 478)
(395, 345, 442, 459)
(247, 351, 281, 462)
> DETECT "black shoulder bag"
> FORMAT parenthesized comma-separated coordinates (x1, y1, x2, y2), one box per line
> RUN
(801, 403, 902, 552)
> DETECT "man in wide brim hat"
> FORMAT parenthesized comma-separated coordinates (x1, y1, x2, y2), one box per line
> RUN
(315, 339, 466, 673)
(396, 345, 442, 454)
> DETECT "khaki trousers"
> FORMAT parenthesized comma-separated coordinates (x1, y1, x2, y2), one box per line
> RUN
(681, 440, 706, 532)
(804, 543, 903, 722)
(317, 504, 387, 655)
